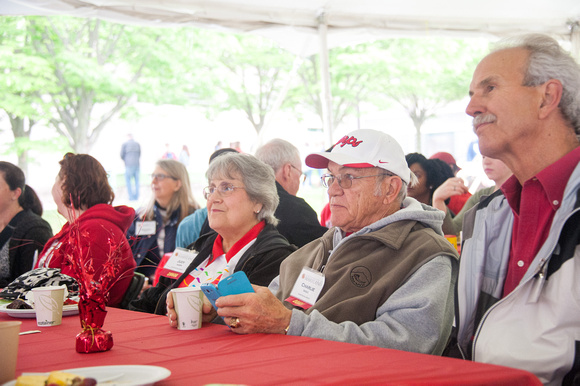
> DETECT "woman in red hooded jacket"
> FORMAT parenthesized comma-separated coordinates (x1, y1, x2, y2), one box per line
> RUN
(35, 153, 136, 307)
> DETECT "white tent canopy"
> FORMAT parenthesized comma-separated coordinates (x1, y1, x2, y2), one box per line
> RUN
(4, 0, 580, 145)
(4, 0, 580, 56)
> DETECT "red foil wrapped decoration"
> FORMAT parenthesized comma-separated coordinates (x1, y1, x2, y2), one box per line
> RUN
(62, 203, 129, 353)
(75, 298, 114, 353)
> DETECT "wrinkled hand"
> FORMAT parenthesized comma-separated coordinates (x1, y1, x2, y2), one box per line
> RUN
(432, 177, 469, 212)
(215, 285, 292, 335)
(166, 291, 217, 328)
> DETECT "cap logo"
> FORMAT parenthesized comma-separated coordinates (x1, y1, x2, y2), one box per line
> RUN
(335, 135, 363, 148)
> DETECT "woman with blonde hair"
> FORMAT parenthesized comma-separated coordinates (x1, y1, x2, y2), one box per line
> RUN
(127, 159, 199, 280)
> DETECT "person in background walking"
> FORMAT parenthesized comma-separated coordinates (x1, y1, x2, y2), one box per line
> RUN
(120, 133, 141, 201)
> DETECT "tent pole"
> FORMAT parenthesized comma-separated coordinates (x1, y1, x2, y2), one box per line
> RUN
(317, 10, 334, 148)
(570, 21, 580, 62)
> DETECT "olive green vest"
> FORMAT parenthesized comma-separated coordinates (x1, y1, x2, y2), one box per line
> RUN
(277, 220, 459, 325)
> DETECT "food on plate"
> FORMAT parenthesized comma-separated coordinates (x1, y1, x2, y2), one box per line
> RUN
(13, 375, 47, 386)
(15, 371, 97, 386)
(5, 297, 78, 310)
(6, 299, 33, 309)
(47, 371, 96, 386)
(63, 298, 78, 306)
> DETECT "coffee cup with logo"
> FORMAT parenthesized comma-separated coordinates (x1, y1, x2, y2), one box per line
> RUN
(171, 287, 203, 330)
(31, 286, 66, 327)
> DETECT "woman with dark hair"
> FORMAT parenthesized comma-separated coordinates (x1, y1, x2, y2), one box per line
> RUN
(405, 153, 455, 206)
(34, 153, 135, 307)
(0, 162, 52, 287)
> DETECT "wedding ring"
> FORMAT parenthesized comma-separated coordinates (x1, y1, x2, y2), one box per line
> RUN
(229, 317, 240, 329)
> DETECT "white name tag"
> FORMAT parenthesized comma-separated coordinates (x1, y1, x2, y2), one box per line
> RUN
(158, 248, 198, 280)
(164, 248, 197, 273)
(286, 267, 325, 309)
(135, 221, 156, 236)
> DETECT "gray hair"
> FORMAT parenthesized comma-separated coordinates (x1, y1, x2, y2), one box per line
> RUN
(254, 138, 301, 172)
(206, 152, 279, 226)
(492, 34, 580, 134)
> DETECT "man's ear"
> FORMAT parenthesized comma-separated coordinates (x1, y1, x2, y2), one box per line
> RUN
(383, 176, 402, 205)
(538, 79, 563, 120)
(278, 163, 292, 183)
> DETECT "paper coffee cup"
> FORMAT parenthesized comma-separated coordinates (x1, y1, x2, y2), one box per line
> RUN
(0, 321, 21, 384)
(171, 287, 203, 330)
(32, 286, 66, 327)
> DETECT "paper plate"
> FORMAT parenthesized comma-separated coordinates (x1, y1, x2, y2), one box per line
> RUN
(4, 365, 171, 386)
(0, 303, 79, 318)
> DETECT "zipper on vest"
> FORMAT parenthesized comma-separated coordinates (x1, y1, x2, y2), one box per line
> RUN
(317, 250, 332, 273)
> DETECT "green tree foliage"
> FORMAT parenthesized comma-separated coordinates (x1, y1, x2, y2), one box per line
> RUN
(206, 32, 297, 135)
(0, 16, 212, 161)
(0, 17, 59, 173)
(371, 38, 488, 151)
(287, 38, 486, 151)
(0, 15, 489, 164)
(287, 43, 384, 131)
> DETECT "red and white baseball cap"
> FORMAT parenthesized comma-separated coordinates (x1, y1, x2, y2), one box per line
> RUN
(305, 129, 411, 184)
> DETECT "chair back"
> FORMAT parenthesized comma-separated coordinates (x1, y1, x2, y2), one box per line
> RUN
(120, 272, 146, 309)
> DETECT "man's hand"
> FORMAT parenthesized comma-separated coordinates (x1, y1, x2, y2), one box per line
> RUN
(432, 177, 469, 212)
(215, 285, 292, 335)
(166, 291, 217, 328)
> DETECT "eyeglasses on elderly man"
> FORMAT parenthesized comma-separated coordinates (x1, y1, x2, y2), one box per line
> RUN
(320, 172, 395, 189)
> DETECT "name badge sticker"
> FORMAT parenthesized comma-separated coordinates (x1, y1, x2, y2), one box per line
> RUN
(158, 248, 197, 279)
(286, 267, 325, 309)
(135, 221, 156, 236)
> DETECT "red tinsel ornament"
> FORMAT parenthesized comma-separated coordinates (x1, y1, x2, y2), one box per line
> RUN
(62, 202, 129, 353)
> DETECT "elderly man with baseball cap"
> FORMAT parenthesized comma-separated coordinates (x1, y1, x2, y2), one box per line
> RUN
(171, 129, 459, 354)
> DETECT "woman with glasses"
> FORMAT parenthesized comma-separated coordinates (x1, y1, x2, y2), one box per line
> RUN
(34, 153, 135, 307)
(130, 152, 296, 315)
(127, 159, 199, 281)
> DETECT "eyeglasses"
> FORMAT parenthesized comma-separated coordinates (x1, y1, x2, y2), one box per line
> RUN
(290, 164, 307, 183)
(203, 182, 245, 200)
(151, 173, 177, 181)
(320, 172, 394, 189)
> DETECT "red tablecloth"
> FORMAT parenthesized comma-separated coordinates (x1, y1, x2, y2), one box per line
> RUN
(3, 307, 540, 385)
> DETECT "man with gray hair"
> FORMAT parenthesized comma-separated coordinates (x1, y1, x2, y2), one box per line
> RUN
(184, 129, 459, 354)
(255, 139, 327, 247)
(454, 34, 580, 384)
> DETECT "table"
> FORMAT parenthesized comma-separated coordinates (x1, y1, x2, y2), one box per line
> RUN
(2, 307, 540, 385)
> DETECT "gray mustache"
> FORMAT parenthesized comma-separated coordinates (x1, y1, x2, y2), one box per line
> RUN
(472, 114, 497, 130)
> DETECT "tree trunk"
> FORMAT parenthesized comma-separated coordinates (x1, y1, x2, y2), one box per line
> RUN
(8, 115, 32, 175)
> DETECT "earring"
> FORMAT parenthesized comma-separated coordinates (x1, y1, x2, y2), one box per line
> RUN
(255, 209, 261, 214)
